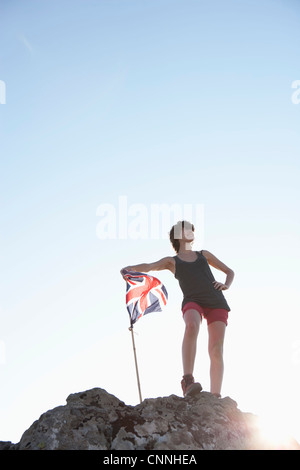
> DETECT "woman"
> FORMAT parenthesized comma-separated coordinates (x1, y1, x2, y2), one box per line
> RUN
(120, 220, 234, 398)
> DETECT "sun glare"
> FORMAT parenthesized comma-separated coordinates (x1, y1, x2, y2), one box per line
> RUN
(257, 414, 300, 450)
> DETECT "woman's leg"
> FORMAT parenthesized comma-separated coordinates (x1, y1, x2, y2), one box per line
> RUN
(208, 320, 226, 395)
(182, 309, 201, 375)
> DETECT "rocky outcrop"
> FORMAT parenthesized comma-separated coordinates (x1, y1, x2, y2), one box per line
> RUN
(1, 388, 299, 450)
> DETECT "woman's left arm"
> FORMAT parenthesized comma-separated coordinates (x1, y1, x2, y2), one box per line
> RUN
(202, 250, 235, 291)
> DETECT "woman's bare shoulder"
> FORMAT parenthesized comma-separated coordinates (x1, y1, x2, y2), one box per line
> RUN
(165, 256, 175, 274)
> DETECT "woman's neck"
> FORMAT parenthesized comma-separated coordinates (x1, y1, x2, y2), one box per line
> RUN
(178, 242, 193, 254)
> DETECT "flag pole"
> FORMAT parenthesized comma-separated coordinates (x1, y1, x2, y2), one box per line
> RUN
(129, 325, 142, 404)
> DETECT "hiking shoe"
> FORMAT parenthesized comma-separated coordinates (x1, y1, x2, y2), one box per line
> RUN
(181, 374, 202, 397)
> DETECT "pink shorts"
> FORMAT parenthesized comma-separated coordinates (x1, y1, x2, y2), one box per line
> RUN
(182, 302, 229, 326)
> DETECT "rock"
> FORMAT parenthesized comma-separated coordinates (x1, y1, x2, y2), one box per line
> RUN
(0, 441, 18, 450)
(1, 388, 299, 450)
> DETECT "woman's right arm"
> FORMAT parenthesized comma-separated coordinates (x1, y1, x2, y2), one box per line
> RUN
(120, 257, 173, 277)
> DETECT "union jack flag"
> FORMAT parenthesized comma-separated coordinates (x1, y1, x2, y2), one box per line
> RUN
(122, 270, 168, 327)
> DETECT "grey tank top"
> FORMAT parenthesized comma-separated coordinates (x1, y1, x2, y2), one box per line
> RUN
(174, 250, 230, 311)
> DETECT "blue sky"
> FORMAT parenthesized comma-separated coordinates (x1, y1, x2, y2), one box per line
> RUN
(1, 0, 300, 444)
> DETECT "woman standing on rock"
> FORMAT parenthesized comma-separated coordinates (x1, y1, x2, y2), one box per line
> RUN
(120, 220, 234, 398)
